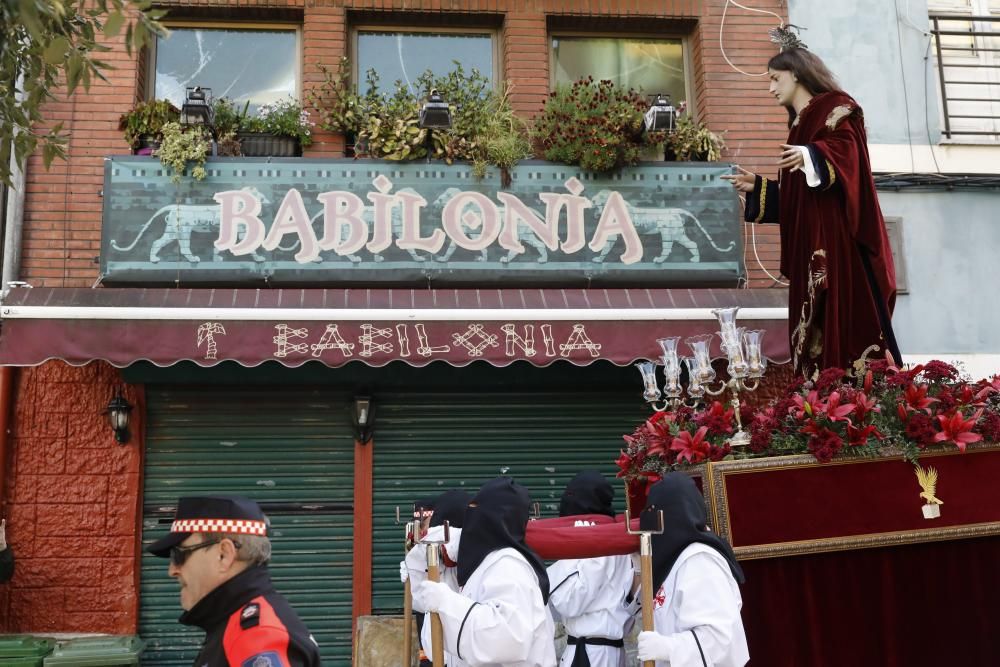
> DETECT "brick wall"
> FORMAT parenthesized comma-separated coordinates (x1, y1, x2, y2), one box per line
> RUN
(20, 0, 787, 289)
(0, 362, 143, 633)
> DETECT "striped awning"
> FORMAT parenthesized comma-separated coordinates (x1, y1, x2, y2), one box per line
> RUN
(0, 287, 790, 368)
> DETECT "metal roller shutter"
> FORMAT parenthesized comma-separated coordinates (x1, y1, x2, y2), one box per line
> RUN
(370, 390, 647, 613)
(139, 387, 356, 666)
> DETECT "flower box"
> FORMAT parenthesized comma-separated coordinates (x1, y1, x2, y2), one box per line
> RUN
(703, 442, 1000, 559)
(238, 132, 301, 157)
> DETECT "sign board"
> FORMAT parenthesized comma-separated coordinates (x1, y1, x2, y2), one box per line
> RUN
(101, 158, 744, 286)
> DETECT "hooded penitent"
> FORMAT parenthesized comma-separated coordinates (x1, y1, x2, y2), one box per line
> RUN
(457, 477, 550, 604)
(647, 474, 745, 592)
(558, 470, 616, 518)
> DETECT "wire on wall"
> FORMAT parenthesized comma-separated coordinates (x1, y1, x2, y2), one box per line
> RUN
(720, 0, 785, 77)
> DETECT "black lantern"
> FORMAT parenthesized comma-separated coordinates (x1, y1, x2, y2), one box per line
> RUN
(351, 396, 375, 444)
(181, 86, 213, 127)
(106, 392, 133, 445)
(644, 93, 677, 133)
(418, 90, 452, 129)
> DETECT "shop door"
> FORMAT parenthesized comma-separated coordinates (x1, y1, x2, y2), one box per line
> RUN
(138, 387, 356, 665)
(370, 390, 648, 613)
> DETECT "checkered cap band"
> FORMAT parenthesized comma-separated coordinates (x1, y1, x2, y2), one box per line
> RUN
(413, 509, 434, 519)
(171, 519, 268, 535)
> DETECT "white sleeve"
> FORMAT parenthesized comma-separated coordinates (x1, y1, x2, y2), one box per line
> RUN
(547, 556, 617, 618)
(795, 145, 821, 187)
(434, 556, 542, 665)
(654, 553, 742, 665)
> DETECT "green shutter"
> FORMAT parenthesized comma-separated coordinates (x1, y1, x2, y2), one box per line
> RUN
(139, 387, 356, 666)
(370, 390, 648, 613)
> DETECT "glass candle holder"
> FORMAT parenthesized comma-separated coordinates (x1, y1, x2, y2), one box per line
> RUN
(635, 361, 661, 403)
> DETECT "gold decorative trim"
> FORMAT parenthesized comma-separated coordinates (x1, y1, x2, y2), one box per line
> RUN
(707, 443, 1000, 559)
(754, 177, 768, 223)
(825, 104, 854, 131)
(824, 159, 836, 189)
(790, 249, 827, 372)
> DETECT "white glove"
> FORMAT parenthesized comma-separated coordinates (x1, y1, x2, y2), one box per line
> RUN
(637, 630, 673, 662)
(414, 580, 451, 613)
(400, 560, 408, 583)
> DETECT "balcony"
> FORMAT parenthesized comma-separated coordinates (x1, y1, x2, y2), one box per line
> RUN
(930, 14, 1000, 139)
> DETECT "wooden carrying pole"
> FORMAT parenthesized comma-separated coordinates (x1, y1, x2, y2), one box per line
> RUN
(426, 544, 445, 667)
(402, 519, 414, 667)
(639, 533, 655, 667)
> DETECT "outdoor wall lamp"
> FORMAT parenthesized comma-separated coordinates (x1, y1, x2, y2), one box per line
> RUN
(418, 89, 452, 129)
(181, 86, 213, 127)
(352, 396, 375, 445)
(644, 93, 677, 133)
(106, 392, 133, 445)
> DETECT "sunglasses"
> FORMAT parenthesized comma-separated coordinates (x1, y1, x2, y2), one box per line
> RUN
(170, 538, 222, 567)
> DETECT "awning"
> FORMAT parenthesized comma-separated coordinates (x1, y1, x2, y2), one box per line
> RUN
(0, 287, 790, 368)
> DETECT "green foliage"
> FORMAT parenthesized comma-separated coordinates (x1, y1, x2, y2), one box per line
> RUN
(154, 122, 209, 184)
(211, 97, 249, 138)
(667, 115, 726, 162)
(118, 99, 179, 149)
(0, 0, 168, 186)
(532, 77, 661, 173)
(308, 59, 531, 171)
(242, 98, 314, 146)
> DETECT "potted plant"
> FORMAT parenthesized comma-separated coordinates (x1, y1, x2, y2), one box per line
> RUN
(211, 97, 249, 157)
(239, 98, 314, 157)
(664, 102, 726, 161)
(154, 122, 210, 183)
(118, 99, 180, 154)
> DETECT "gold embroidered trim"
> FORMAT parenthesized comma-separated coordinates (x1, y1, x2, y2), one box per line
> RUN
(825, 160, 836, 188)
(825, 104, 854, 131)
(755, 177, 768, 223)
(791, 249, 828, 374)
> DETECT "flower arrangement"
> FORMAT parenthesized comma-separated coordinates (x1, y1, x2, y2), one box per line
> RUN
(617, 356, 1000, 483)
(118, 99, 180, 151)
(532, 77, 667, 173)
(242, 98, 314, 147)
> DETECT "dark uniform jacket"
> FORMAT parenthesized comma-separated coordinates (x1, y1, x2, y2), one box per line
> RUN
(180, 564, 321, 667)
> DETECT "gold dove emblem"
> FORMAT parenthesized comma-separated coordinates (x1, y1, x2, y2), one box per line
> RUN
(915, 465, 943, 504)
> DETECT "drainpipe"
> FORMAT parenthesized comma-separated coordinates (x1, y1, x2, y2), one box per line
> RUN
(1, 71, 27, 293)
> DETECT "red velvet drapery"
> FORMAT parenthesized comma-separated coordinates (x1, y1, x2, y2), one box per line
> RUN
(740, 535, 1000, 666)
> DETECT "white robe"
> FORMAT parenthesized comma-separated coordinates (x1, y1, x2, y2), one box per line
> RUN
(649, 543, 749, 667)
(407, 526, 463, 665)
(547, 553, 636, 667)
(432, 547, 557, 667)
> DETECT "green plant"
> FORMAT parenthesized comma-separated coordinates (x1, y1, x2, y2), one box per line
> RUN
(308, 59, 531, 171)
(242, 98, 314, 146)
(666, 111, 726, 161)
(154, 122, 209, 183)
(211, 97, 249, 138)
(532, 77, 663, 173)
(118, 99, 180, 149)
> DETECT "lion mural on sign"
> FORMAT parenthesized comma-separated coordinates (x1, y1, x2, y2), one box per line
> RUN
(589, 189, 735, 263)
(111, 186, 269, 263)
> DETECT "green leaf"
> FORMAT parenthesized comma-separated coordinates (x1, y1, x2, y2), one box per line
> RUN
(43, 37, 70, 65)
(103, 11, 124, 37)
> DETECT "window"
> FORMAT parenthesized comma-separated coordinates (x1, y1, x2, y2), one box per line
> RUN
(354, 30, 496, 95)
(551, 36, 688, 104)
(883, 217, 908, 294)
(927, 0, 1000, 138)
(152, 24, 300, 112)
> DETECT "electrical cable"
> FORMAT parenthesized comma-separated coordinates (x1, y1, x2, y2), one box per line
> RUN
(739, 193, 788, 286)
(720, 0, 784, 77)
(893, 0, 917, 174)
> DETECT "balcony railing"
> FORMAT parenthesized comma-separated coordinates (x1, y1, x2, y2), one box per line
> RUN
(930, 14, 1000, 138)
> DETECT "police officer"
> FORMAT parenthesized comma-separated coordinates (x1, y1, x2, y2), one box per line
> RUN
(147, 496, 321, 667)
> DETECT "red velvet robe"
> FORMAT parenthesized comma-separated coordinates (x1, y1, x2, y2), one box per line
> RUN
(747, 91, 899, 375)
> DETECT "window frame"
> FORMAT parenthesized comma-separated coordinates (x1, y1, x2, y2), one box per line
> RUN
(147, 21, 304, 104)
(350, 24, 503, 93)
(548, 31, 696, 118)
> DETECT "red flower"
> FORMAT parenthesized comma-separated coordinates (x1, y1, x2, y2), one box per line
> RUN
(800, 421, 843, 463)
(852, 391, 880, 422)
(670, 426, 711, 464)
(921, 360, 959, 382)
(791, 390, 823, 419)
(903, 412, 937, 448)
(934, 409, 984, 452)
(978, 411, 1000, 442)
(823, 391, 857, 423)
(615, 450, 633, 476)
(694, 401, 735, 436)
(814, 367, 846, 392)
(904, 384, 938, 414)
(846, 422, 882, 446)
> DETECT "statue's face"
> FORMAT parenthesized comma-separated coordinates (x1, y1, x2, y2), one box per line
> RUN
(768, 68, 799, 107)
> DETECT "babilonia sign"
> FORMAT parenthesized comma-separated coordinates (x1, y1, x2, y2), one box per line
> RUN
(101, 158, 744, 285)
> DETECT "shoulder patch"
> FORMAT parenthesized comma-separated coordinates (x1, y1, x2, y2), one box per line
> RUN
(240, 603, 261, 630)
(241, 652, 282, 667)
(825, 104, 854, 131)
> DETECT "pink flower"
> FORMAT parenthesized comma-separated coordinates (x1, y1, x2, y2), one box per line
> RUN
(670, 426, 711, 464)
